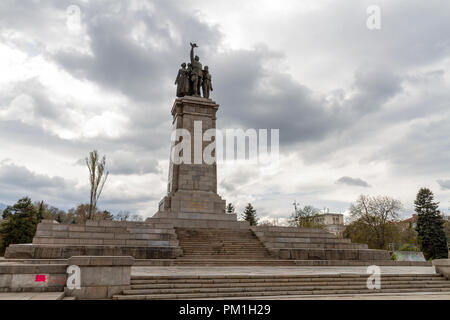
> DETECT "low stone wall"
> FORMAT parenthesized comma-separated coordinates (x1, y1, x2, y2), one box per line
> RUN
(276, 248, 390, 260)
(64, 256, 133, 299)
(33, 220, 179, 247)
(0, 264, 67, 292)
(433, 259, 450, 279)
(5, 244, 181, 259)
(148, 213, 250, 229)
(251, 226, 389, 261)
(4, 219, 183, 259)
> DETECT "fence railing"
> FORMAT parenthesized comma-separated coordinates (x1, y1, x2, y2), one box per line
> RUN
(388, 243, 419, 252)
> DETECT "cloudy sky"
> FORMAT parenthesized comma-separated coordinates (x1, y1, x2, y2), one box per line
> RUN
(1, 0, 449, 221)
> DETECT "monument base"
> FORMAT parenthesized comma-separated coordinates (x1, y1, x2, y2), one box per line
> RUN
(157, 190, 226, 215)
(4, 219, 182, 259)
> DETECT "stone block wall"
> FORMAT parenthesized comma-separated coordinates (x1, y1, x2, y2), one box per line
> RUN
(0, 264, 67, 292)
(251, 226, 390, 261)
(4, 220, 183, 259)
(65, 256, 133, 299)
(433, 259, 450, 279)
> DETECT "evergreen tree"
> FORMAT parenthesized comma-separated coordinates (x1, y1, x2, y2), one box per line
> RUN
(226, 203, 235, 214)
(0, 197, 39, 251)
(415, 188, 448, 260)
(242, 203, 258, 226)
(56, 213, 62, 223)
(36, 201, 45, 223)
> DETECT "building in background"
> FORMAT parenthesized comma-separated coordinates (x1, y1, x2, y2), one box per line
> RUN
(314, 211, 345, 237)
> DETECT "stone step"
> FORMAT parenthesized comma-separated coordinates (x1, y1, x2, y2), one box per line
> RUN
(179, 241, 265, 245)
(173, 261, 296, 266)
(267, 243, 368, 249)
(114, 288, 450, 300)
(131, 276, 443, 285)
(123, 281, 450, 295)
(131, 279, 448, 287)
(35, 230, 176, 240)
(274, 248, 390, 261)
(151, 218, 250, 229)
(181, 252, 268, 255)
(0, 259, 68, 265)
(176, 227, 270, 259)
(37, 222, 175, 232)
(84, 220, 174, 229)
(176, 229, 259, 234)
(261, 237, 352, 244)
(33, 237, 177, 247)
(179, 244, 267, 247)
(153, 212, 238, 221)
(0, 292, 66, 300)
(180, 252, 270, 256)
(252, 226, 331, 234)
(180, 244, 266, 247)
(5, 244, 182, 259)
(116, 273, 448, 299)
(178, 238, 263, 242)
(254, 231, 336, 239)
(178, 255, 271, 260)
(178, 239, 265, 242)
(131, 259, 432, 267)
(131, 274, 441, 281)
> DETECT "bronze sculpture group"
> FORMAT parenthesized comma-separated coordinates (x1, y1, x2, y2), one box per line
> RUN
(175, 43, 213, 98)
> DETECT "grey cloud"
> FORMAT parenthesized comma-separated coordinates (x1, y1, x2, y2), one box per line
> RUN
(374, 117, 450, 176)
(437, 180, 450, 191)
(106, 152, 160, 175)
(0, 163, 68, 189)
(52, 0, 222, 103)
(212, 46, 347, 146)
(0, 162, 157, 213)
(336, 176, 371, 187)
(1, 79, 73, 125)
(75, 150, 162, 176)
(213, 48, 405, 151)
(289, 1, 450, 73)
(347, 64, 402, 114)
(0, 163, 84, 209)
(219, 166, 260, 195)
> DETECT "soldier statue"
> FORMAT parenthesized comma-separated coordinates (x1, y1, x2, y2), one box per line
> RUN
(201, 66, 213, 99)
(174, 62, 189, 97)
(189, 42, 203, 96)
(174, 43, 213, 98)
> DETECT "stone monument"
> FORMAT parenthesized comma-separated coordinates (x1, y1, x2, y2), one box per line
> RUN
(153, 43, 229, 223)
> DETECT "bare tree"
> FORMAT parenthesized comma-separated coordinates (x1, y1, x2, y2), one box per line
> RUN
(114, 211, 143, 222)
(348, 194, 403, 249)
(85, 150, 109, 220)
(289, 202, 323, 228)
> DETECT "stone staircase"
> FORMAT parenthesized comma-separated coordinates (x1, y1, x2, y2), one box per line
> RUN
(171, 226, 391, 265)
(175, 228, 272, 260)
(252, 226, 390, 261)
(113, 273, 450, 299)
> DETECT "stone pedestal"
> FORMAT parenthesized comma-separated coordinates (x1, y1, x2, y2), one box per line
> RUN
(155, 96, 226, 218)
(433, 259, 450, 279)
(4, 219, 182, 259)
(64, 256, 133, 299)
